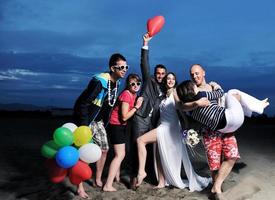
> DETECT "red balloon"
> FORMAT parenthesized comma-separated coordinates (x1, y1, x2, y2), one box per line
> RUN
(147, 15, 165, 37)
(45, 159, 68, 183)
(69, 174, 83, 185)
(69, 160, 92, 185)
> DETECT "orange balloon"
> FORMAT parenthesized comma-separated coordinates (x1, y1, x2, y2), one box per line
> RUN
(147, 15, 165, 37)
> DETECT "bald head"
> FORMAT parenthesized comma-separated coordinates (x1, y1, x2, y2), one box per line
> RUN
(190, 64, 206, 87)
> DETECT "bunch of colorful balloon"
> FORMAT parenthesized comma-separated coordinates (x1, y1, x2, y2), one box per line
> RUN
(41, 123, 102, 185)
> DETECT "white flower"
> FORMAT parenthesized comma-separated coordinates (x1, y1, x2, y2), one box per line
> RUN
(183, 129, 200, 147)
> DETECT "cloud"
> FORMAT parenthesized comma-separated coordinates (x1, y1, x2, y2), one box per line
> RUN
(0, 68, 41, 80)
(51, 85, 68, 89)
(0, 74, 19, 80)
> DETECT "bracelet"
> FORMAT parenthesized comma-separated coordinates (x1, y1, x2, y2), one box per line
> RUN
(134, 106, 138, 110)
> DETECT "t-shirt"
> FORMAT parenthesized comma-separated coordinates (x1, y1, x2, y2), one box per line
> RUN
(109, 90, 137, 125)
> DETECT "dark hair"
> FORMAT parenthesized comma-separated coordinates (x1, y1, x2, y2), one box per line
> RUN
(125, 73, 141, 90)
(176, 80, 196, 103)
(109, 53, 126, 68)
(162, 72, 177, 94)
(154, 64, 167, 76)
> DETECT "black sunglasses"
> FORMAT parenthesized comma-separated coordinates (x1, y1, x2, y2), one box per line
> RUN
(130, 82, 141, 87)
(114, 65, 129, 71)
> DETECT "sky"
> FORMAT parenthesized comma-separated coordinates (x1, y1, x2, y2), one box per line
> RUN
(0, 0, 275, 116)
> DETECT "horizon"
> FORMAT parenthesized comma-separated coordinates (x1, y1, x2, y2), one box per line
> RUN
(0, 0, 274, 116)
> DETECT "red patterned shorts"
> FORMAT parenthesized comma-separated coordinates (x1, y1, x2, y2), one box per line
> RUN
(203, 130, 240, 171)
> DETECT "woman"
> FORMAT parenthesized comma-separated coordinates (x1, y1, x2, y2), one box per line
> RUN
(103, 74, 143, 192)
(176, 80, 269, 133)
(136, 72, 211, 191)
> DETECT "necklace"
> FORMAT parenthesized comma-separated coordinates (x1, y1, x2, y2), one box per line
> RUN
(107, 79, 118, 107)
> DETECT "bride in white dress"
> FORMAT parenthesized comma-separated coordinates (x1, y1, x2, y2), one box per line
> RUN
(136, 72, 211, 191)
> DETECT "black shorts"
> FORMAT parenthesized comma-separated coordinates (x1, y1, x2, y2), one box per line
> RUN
(108, 124, 126, 144)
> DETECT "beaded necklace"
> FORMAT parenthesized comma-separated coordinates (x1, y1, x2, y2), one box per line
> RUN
(107, 79, 118, 107)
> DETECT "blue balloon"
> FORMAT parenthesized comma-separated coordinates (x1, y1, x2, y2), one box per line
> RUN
(55, 146, 79, 168)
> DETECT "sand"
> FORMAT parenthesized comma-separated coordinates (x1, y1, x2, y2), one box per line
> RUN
(0, 115, 274, 200)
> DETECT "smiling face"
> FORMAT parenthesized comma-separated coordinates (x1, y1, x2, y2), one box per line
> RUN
(128, 78, 141, 93)
(166, 73, 176, 89)
(190, 64, 206, 87)
(111, 60, 128, 80)
(155, 67, 167, 83)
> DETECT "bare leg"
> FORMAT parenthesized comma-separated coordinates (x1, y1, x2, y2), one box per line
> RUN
(77, 182, 89, 198)
(154, 147, 165, 189)
(103, 144, 125, 192)
(136, 128, 157, 186)
(228, 89, 270, 115)
(115, 168, 120, 182)
(211, 158, 237, 194)
(211, 170, 218, 183)
(95, 150, 108, 187)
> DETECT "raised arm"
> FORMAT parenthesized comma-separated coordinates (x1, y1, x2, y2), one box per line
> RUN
(140, 33, 152, 80)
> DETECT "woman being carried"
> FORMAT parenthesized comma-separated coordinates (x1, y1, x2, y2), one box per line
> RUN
(136, 73, 211, 191)
(176, 80, 269, 133)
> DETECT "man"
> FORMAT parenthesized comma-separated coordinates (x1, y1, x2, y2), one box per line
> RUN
(189, 64, 240, 198)
(73, 53, 128, 198)
(129, 33, 167, 188)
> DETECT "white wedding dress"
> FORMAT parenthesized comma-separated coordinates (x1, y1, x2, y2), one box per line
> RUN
(155, 93, 211, 191)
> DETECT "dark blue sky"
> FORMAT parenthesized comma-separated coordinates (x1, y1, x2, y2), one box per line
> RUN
(0, 0, 275, 116)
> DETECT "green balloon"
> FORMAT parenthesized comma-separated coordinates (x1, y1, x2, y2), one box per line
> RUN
(41, 140, 59, 158)
(53, 127, 73, 147)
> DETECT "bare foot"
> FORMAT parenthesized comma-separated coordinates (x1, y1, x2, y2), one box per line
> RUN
(211, 184, 222, 194)
(153, 184, 165, 189)
(262, 98, 270, 109)
(103, 185, 117, 192)
(94, 179, 103, 188)
(77, 188, 89, 199)
(136, 172, 147, 187)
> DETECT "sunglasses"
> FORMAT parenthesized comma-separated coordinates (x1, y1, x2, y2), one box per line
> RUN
(130, 82, 141, 87)
(114, 65, 129, 71)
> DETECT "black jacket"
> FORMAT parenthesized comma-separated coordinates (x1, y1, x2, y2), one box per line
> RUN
(132, 48, 164, 138)
(73, 78, 115, 127)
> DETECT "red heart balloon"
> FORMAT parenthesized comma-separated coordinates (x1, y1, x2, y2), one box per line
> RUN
(45, 159, 68, 183)
(69, 160, 92, 185)
(147, 15, 165, 37)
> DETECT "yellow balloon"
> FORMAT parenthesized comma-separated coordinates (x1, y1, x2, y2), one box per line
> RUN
(73, 126, 92, 147)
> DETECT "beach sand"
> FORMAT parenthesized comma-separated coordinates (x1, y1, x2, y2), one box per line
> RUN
(0, 116, 274, 200)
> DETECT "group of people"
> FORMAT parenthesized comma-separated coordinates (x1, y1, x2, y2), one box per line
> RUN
(72, 33, 269, 199)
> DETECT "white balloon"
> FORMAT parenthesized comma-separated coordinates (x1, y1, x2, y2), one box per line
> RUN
(79, 143, 102, 163)
(62, 122, 78, 133)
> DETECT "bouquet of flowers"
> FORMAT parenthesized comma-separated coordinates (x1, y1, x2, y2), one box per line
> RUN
(182, 129, 200, 147)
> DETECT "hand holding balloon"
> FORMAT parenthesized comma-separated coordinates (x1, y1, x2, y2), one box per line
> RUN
(143, 33, 152, 46)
